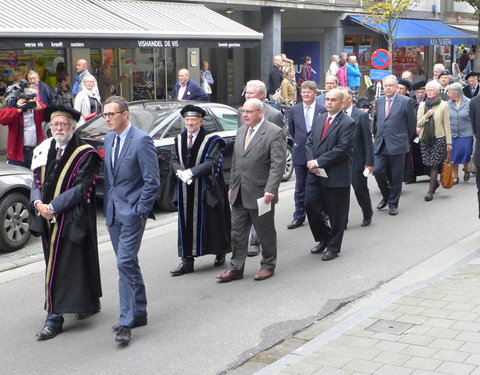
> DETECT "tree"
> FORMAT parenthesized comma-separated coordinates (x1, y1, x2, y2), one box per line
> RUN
(454, 0, 480, 71)
(361, 0, 418, 70)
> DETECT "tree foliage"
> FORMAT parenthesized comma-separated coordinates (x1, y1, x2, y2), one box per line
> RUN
(361, 0, 418, 69)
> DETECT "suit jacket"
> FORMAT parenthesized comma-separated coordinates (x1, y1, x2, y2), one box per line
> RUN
(469, 95, 480, 138)
(288, 101, 326, 166)
(350, 107, 374, 169)
(373, 94, 416, 155)
(237, 103, 285, 129)
(463, 85, 479, 99)
(103, 125, 160, 226)
(171, 80, 208, 101)
(305, 111, 356, 188)
(229, 120, 286, 209)
(267, 65, 283, 95)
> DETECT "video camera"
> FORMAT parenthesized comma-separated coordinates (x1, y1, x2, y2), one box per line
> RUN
(4, 79, 38, 110)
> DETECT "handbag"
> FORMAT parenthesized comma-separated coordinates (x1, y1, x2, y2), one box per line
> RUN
(202, 80, 212, 94)
(271, 88, 283, 103)
(440, 150, 454, 189)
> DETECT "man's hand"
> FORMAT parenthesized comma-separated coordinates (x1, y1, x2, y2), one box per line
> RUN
(264, 192, 275, 204)
(365, 165, 374, 173)
(36, 203, 54, 220)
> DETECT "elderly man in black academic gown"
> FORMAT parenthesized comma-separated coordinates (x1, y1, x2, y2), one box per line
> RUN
(170, 104, 231, 276)
(30, 104, 102, 340)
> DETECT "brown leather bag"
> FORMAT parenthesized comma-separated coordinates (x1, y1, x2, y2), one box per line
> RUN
(440, 150, 454, 189)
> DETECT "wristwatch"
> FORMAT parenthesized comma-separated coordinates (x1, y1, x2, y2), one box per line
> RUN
(47, 203, 55, 213)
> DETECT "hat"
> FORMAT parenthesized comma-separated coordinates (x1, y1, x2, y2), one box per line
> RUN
(465, 72, 479, 80)
(180, 104, 206, 118)
(43, 103, 81, 122)
(397, 79, 412, 91)
(412, 80, 427, 91)
(438, 70, 450, 78)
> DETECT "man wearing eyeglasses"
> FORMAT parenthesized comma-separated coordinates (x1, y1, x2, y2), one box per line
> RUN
(216, 98, 286, 282)
(102, 96, 160, 345)
(304, 88, 356, 261)
(30, 104, 102, 340)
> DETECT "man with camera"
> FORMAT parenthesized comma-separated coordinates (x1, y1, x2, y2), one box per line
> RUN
(0, 85, 46, 168)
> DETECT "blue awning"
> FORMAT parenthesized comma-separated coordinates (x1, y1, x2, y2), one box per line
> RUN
(347, 15, 477, 47)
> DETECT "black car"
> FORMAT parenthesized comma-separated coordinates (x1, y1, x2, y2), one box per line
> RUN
(76, 100, 293, 211)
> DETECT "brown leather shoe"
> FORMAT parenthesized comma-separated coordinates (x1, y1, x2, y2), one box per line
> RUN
(254, 268, 274, 281)
(216, 269, 243, 282)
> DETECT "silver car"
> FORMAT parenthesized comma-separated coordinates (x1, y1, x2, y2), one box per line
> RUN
(0, 162, 32, 252)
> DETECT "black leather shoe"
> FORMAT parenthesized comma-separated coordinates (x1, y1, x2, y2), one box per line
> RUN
(361, 217, 372, 227)
(287, 219, 304, 229)
(310, 241, 328, 254)
(389, 206, 398, 215)
(247, 245, 260, 257)
(36, 325, 62, 340)
(75, 306, 101, 320)
(115, 326, 131, 344)
(377, 199, 387, 210)
(433, 181, 440, 194)
(321, 251, 338, 261)
(170, 261, 194, 276)
(214, 255, 225, 267)
(112, 315, 147, 332)
(424, 193, 433, 201)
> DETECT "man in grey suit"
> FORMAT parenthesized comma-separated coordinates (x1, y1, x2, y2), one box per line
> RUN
(373, 75, 416, 215)
(238, 80, 284, 257)
(103, 96, 160, 345)
(217, 98, 286, 282)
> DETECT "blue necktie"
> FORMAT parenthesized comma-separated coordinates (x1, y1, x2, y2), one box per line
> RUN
(113, 136, 120, 168)
(305, 106, 311, 133)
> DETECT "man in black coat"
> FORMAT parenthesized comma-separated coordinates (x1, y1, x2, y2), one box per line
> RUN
(463, 72, 480, 99)
(267, 55, 284, 98)
(304, 88, 356, 261)
(341, 87, 374, 227)
(469, 95, 480, 218)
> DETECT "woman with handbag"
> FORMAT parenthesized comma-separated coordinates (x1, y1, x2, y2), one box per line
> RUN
(446, 82, 473, 184)
(417, 80, 452, 201)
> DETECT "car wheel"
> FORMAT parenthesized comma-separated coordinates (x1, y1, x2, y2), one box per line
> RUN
(0, 192, 31, 252)
(282, 144, 293, 182)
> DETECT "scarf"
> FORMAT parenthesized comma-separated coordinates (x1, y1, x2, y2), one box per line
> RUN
(420, 96, 441, 146)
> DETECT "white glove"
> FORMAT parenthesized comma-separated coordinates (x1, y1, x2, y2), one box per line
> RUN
(176, 169, 193, 184)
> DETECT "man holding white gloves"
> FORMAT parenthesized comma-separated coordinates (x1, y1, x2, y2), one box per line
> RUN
(170, 104, 231, 276)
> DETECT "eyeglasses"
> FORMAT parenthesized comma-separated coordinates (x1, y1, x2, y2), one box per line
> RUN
(50, 122, 71, 129)
(101, 111, 125, 119)
(243, 109, 261, 114)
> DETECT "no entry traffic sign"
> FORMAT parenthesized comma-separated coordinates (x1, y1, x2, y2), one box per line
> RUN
(371, 49, 391, 70)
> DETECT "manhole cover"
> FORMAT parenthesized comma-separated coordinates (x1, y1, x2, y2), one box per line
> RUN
(366, 320, 413, 335)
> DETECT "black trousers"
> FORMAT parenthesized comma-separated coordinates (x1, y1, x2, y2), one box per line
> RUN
(351, 163, 373, 220)
(293, 164, 308, 222)
(305, 174, 350, 253)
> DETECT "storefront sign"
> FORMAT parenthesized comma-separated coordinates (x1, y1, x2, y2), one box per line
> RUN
(370, 69, 392, 80)
(0, 38, 259, 49)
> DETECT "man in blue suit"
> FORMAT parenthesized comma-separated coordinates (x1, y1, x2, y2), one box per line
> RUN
(373, 75, 416, 216)
(103, 96, 160, 345)
(171, 69, 208, 101)
(288, 80, 326, 229)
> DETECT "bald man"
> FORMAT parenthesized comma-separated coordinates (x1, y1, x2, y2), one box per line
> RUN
(72, 59, 99, 97)
(171, 69, 208, 101)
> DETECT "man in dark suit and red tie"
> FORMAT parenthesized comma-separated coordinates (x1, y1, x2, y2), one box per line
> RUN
(287, 80, 326, 229)
(373, 75, 416, 216)
(304, 88, 356, 261)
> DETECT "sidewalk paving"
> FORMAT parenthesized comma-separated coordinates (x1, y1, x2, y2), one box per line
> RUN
(255, 250, 480, 375)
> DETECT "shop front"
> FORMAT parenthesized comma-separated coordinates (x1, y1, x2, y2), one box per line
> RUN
(0, 0, 262, 153)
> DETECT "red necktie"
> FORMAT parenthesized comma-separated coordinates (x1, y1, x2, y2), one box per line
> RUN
(321, 116, 332, 139)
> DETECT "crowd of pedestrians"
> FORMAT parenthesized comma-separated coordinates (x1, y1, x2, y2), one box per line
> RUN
(2, 53, 480, 348)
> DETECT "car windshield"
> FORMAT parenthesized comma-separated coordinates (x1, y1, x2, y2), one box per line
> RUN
(76, 104, 168, 139)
